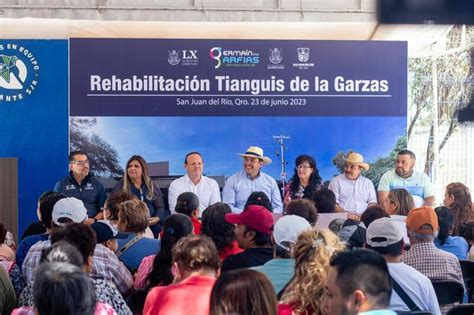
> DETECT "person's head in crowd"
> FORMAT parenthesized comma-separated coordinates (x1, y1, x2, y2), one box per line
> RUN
(103, 190, 136, 222)
(338, 219, 366, 249)
(395, 149, 416, 178)
(434, 206, 454, 246)
(69, 150, 90, 182)
(383, 188, 415, 216)
(289, 154, 323, 199)
(272, 215, 311, 258)
(146, 214, 194, 289)
(175, 192, 200, 219)
(52, 197, 88, 228)
(172, 235, 220, 282)
(90, 220, 128, 252)
(40, 240, 84, 268)
(0, 223, 7, 246)
(225, 205, 273, 249)
(311, 188, 336, 213)
(284, 199, 318, 226)
(38, 192, 66, 231)
(343, 152, 370, 180)
(51, 223, 97, 273)
(444, 182, 473, 235)
(360, 205, 390, 228)
(281, 229, 345, 314)
(122, 155, 155, 200)
(117, 199, 150, 234)
(460, 222, 474, 246)
(239, 146, 272, 179)
(365, 217, 404, 258)
(184, 151, 204, 181)
(210, 269, 277, 315)
(33, 262, 96, 315)
(406, 206, 439, 244)
(329, 218, 346, 235)
(36, 191, 55, 220)
(201, 203, 236, 253)
(326, 248, 392, 315)
(244, 191, 273, 212)
(0, 223, 14, 261)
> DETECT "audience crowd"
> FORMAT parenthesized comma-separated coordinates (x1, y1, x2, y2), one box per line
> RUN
(0, 147, 473, 315)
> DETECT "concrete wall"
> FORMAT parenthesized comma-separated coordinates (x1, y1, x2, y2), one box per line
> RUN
(0, 0, 376, 22)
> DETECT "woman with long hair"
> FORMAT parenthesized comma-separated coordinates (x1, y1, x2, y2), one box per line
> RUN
(283, 155, 323, 207)
(434, 206, 469, 260)
(382, 188, 415, 216)
(113, 155, 166, 237)
(134, 214, 194, 290)
(279, 229, 345, 315)
(210, 269, 278, 315)
(444, 182, 474, 235)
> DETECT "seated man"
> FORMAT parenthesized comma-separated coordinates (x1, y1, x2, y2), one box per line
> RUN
(168, 152, 221, 213)
(22, 197, 133, 296)
(403, 206, 464, 314)
(326, 248, 396, 315)
(365, 217, 440, 314)
(222, 146, 283, 213)
(143, 235, 220, 315)
(252, 215, 311, 294)
(328, 152, 377, 214)
(221, 205, 274, 272)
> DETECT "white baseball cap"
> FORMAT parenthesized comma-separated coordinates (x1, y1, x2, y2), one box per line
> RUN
(366, 217, 404, 247)
(52, 197, 88, 227)
(273, 215, 311, 251)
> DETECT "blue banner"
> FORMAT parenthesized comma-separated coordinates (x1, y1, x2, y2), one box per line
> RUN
(70, 39, 407, 117)
(0, 40, 69, 236)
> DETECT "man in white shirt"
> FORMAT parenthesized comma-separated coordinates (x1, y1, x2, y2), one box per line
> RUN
(168, 152, 221, 213)
(328, 152, 377, 214)
(365, 217, 440, 314)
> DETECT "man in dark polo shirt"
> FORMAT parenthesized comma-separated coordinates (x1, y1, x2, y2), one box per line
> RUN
(221, 205, 274, 272)
(54, 150, 106, 223)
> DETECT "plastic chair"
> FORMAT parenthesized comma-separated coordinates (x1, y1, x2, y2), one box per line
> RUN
(459, 260, 474, 302)
(447, 303, 474, 315)
(431, 280, 464, 305)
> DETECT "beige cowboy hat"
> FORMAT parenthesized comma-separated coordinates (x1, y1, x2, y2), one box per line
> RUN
(346, 152, 369, 171)
(238, 146, 272, 165)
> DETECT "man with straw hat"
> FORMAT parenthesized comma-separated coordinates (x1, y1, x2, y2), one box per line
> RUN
(223, 146, 283, 213)
(328, 152, 377, 214)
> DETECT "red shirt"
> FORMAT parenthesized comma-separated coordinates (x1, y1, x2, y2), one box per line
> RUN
(143, 275, 216, 315)
(218, 240, 244, 261)
(192, 217, 202, 234)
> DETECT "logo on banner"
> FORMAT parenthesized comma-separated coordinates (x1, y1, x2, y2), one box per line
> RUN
(293, 47, 314, 70)
(168, 50, 181, 65)
(268, 48, 284, 70)
(168, 50, 199, 66)
(0, 43, 40, 102)
(210, 47, 259, 69)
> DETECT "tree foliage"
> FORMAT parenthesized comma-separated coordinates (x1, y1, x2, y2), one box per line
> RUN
(70, 118, 123, 177)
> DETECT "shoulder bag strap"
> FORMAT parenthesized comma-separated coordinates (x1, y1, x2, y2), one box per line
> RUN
(117, 235, 144, 258)
(390, 275, 421, 311)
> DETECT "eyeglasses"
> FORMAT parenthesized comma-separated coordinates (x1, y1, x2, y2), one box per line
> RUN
(297, 165, 312, 170)
(72, 160, 89, 166)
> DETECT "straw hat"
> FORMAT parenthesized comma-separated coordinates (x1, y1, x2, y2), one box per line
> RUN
(346, 152, 369, 171)
(238, 146, 272, 165)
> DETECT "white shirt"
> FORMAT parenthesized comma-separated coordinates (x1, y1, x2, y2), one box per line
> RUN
(168, 174, 221, 213)
(388, 262, 440, 315)
(328, 174, 377, 214)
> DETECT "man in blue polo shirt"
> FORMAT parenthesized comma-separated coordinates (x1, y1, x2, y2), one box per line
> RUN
(222, 146, 283, 213)
(54, 150, 106, 223)
(377, 150, 434, 208)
